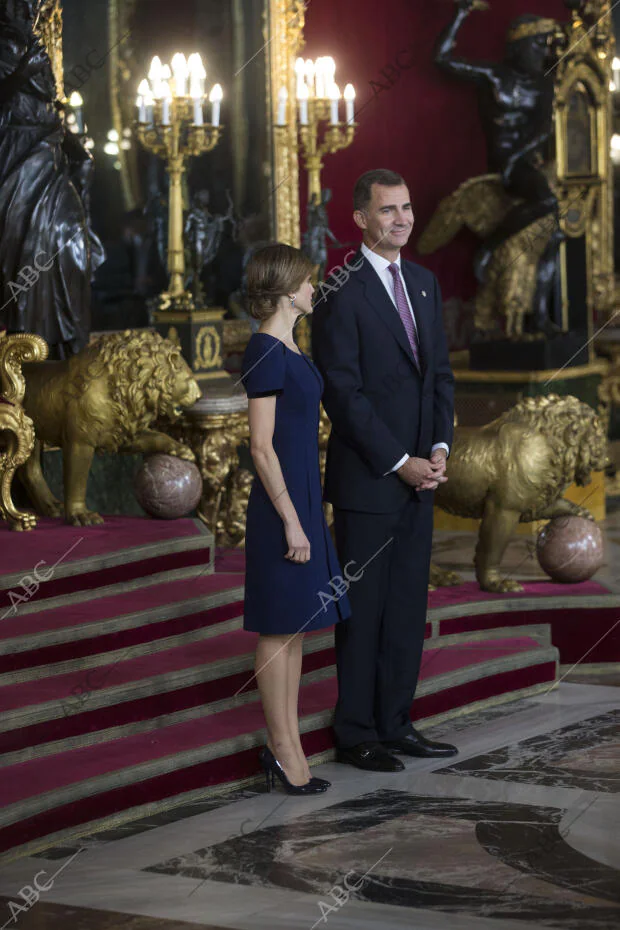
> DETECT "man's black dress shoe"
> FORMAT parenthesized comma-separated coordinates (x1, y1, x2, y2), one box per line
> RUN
(336, 742, 405, 772)
(383, 730, 458, 758)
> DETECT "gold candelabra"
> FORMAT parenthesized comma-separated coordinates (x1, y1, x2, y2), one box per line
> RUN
(135, 54, 224, 312)
(276, 56, 356, 205)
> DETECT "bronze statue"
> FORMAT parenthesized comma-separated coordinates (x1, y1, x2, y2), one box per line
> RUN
(302, 189, 343, 283)
(18, 330, 201, 526)
(435, 1, 562, 334)
(434, 395, 607, 592)
(184, 189, 236, 306)
(0, 0, 104, 359)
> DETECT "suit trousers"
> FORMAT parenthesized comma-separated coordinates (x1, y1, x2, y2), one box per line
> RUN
(332, 496, 434, 748)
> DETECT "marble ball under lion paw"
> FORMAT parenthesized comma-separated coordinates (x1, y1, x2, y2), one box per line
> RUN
(536, 515, 604, 584)
(134, 453, 202, 519)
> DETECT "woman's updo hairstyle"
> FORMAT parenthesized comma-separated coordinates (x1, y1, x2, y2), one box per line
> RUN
(246, 243, 314, 321)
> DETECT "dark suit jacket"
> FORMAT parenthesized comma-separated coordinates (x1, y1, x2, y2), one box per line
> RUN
(311, 249, 455, 513)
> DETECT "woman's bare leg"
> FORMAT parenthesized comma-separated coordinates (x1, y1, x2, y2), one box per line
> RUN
(255, 633, 308, 786)
(285, 633, 311, 781)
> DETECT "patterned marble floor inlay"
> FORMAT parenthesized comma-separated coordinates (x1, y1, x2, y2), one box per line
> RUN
(437, 711, 620, 792)
(145, 791, 620, 929)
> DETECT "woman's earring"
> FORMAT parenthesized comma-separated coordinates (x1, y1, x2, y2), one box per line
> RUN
(290, 295, 296, 307)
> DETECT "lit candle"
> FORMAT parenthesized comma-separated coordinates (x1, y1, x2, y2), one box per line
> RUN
(171, 52, 188, 97)
(277, 86, 287, 125)
(298, 82, 309, 125)
(314, 58, 325, 98)
(69, 90, 84, 133)
(325, 56, 336, 88)
(137, 79, 150, 122)
(192, 94, 203, 125)
(210, 83, 223, 126)
(188, 53, 206, 98)
(304, 58, 315, 97)
(161, 81, 172, 125)
(148, 55, 163, 89)
(295, 57, 305, 95)
(329, 82, 340, 124)
(344, 83, 355, 124)
(144, 90, 154, 126)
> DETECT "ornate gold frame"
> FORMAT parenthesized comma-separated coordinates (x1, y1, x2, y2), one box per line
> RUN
(34, 0, 64, 98)
(553, 4, 615, 339)
(267, 0, 305, 246)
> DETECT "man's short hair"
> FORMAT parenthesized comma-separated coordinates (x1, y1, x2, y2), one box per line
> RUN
(353, 169, 407, 212)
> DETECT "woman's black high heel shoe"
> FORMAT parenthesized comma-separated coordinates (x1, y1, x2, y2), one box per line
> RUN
(309, 776, 331, 789)
(259, 747, 328, 795)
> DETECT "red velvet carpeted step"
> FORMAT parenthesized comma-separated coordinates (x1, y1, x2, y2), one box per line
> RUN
(0, 626, 322, 711)
(0, 517, 213, 604)
(0, 572, 244, 643)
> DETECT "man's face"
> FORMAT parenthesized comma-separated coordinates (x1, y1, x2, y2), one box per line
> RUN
(354, 183, 414, 252)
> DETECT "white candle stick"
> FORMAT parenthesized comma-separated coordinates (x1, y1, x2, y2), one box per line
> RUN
(144, 91, 154, 126)
(210, 83, 223, 126)
(192, 96, 204, 125)
(329, 83, 340, 124)
(137, 79, 150, 122)
(171, 52, 188, 97)
(295, 57, 305, 96)
(304, 58, 315, 97)
(344, 83, 355, 124)
(314, 58, 325, 98)
(69, 90, 84, 133)
(277, 86, 287, 125)
(161, 82, 172, 125)
(298, 82, 309, 125)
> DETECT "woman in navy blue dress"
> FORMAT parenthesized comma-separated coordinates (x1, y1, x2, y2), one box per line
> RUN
(241, 244, 351, 795)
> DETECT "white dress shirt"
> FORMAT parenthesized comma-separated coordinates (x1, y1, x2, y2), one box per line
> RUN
(359, 243, 450, 476)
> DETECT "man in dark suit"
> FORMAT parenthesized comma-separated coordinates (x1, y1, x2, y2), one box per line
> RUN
(311, 168, 458, 771)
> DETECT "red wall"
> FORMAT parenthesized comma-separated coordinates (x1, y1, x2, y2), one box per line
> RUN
(302, 0, 568, 304)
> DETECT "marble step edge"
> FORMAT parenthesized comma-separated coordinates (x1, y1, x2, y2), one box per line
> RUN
(429, 592, 620, 624)
(0, 585, 246, 656)
(0, 666, 333, 769)
(0, 644, 558, 829)
(0, 563, 216, 618)
(0, 616, 550, 688)
(0, 520, 213, 593)
(0, 629, 550, 735)
(0, 613, 247, 686)
(0, 629, 337, 734)
(0, 676, 555, 867)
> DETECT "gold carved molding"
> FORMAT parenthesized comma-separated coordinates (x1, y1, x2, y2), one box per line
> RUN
(267, 0, 305, 247)
(35, 0, 64, 99)
(554, 2, 615, 326)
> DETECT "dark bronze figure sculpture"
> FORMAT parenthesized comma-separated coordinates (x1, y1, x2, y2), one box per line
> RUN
(435, 0, 562, 334)
(184, 189, 235, 306)
(0, 0, 104, 359)
(302, 189, 343, 283)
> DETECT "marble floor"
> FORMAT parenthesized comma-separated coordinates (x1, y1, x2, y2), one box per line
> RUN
(0, 678, 618, 930)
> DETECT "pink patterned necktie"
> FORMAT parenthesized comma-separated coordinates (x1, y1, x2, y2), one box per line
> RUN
(387, 263, 420, 371)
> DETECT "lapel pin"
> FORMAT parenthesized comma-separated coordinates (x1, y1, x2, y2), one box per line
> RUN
(421, 290, 427, 298)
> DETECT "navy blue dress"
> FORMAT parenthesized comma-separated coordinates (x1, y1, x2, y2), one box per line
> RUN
(241, 332, 352, 634)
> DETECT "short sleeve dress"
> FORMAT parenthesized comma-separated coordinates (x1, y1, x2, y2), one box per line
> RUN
(241, 332, 352, 634)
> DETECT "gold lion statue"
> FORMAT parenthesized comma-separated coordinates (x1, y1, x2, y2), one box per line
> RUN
(434, 394, 608, 592)
(18, 330, 202, 526)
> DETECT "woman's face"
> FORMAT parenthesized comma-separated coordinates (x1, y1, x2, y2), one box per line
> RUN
(294, 274, 315, 314)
